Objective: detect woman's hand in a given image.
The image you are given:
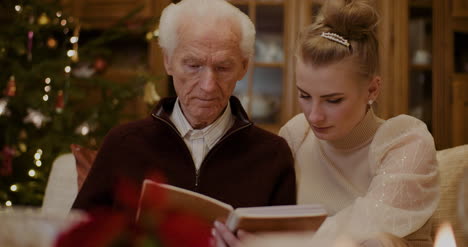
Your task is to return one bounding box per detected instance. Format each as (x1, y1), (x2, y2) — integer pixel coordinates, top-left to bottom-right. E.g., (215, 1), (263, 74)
(212, 221), (251, 247)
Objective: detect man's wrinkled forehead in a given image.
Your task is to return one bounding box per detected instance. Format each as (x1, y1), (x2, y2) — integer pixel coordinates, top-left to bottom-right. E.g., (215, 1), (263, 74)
(177, 16), (241, 45)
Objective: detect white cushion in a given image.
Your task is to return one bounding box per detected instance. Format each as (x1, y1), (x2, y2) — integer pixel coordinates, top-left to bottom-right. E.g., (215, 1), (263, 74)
(432, 144), (468, 246)
(42, 153), (78, 216)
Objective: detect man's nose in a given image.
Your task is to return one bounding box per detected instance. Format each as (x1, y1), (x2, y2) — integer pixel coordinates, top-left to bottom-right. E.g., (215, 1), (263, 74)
(200, 68), (217, 93)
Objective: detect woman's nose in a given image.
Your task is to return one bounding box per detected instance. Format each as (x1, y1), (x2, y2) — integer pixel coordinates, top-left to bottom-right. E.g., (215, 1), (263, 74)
(308, 104), (326, 124)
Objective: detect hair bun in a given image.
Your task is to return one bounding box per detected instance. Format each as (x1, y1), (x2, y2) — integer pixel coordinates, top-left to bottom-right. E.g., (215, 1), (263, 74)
(320, 0), (379, 40)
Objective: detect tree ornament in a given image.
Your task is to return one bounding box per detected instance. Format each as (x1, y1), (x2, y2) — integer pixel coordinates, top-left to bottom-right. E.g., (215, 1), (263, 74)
(75, 121), (97, 136)
(0, 98), (10, 116)
(72, 63), (95, 78)
(93, 57), (107, 73)
(37, 13), (50, 25)
(0, 146), (15, 176)
(18, 143), (27, 153)
(55, 90), (64, 113)
(143, 81), (161, 105)
(4, 76), (16, 97)
(19, 129), (27, 140)
(27, 31), (34, 61)
(23, 108), (50, 128)
(47, 37), (58, 48)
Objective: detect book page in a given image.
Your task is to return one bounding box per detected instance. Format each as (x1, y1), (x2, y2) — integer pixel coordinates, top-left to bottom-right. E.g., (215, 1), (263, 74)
(226, 204), (327, 233)
(139, 180), (234, 222)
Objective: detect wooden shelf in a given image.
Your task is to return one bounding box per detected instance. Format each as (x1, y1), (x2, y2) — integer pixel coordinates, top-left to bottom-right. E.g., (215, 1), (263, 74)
(409, 0), (432, 9)
(255, 1), (284, 6)
(410, 64), (432, 71)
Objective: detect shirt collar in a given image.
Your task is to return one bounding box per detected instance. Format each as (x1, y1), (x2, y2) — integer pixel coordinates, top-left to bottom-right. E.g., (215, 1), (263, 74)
(170, 98), (234, 149)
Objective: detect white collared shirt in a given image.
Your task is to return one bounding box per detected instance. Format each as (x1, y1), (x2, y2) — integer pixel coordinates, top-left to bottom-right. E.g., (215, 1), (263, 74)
(170, 98), (234, 171)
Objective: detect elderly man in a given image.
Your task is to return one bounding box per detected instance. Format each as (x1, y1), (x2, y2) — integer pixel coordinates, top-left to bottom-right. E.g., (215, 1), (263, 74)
(73, 0), (295, 213)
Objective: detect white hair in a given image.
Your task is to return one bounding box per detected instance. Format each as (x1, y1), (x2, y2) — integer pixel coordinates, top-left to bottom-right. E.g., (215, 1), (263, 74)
(158, 0), (255, 59)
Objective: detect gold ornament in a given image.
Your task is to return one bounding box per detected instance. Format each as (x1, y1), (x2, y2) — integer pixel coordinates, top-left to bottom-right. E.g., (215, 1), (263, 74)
(143, 81), (161, 105)
(18, 143), (27, 153)
(145, 31), (153, 41)
(38, 13), (50, 25)
(47, 37), (57, 48)
(19, 130), (27, 139)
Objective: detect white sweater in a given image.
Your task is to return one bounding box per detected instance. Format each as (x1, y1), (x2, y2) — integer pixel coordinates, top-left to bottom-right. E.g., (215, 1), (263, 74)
(278, 110), (440, 247)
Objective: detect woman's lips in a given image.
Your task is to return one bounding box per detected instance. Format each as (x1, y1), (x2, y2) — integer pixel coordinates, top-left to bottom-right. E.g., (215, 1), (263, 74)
(312, 126), (332, 133)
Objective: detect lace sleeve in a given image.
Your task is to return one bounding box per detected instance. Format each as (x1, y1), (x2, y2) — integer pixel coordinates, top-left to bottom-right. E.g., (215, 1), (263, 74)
(312, 115), (440, 245)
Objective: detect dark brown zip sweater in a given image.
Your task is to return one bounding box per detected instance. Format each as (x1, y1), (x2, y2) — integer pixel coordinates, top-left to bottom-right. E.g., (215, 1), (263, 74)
(73, 96), (296, 211)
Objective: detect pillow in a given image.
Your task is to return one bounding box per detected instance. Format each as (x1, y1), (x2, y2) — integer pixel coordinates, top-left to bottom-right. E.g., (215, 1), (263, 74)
(70, 144), (97, 190)
(432, 144), (468, 246)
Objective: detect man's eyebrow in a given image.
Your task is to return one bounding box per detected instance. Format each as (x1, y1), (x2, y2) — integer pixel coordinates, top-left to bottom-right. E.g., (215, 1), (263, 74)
(216, 60), (235, 66)
(182, 56), (203, 63)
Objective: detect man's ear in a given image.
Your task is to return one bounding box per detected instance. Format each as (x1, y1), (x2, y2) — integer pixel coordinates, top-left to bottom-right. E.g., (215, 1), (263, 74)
(238, 58), (250, 80)
(368, 76), (382, 102)
(163, 51), (173, 76)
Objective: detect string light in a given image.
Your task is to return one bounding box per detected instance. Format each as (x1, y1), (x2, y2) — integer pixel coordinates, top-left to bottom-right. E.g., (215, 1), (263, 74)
(43, 94), (49, 101)
(60, 19), (67, 26)
(81, 125), (90, 136)
(44, 85), (51, 92)
(56, 11), (62, 18)
(34, 149), (43, 167)
(70, 36), (79, 44)
(5, 201), (12, 207)
(67, 50), (76, 57)
(28, 169), (36, 177)
(45, 77), (51, 84)
(10, 185), (17, 192)
(64, 66), (71, 73)
(14, 5), (22, 12)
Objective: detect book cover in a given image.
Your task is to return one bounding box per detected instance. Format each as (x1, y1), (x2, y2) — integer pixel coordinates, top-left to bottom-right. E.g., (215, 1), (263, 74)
(138, 180), (327, 233)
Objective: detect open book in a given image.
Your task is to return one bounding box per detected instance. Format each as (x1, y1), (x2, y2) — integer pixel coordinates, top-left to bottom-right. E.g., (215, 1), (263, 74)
(138, 179), (327, 233)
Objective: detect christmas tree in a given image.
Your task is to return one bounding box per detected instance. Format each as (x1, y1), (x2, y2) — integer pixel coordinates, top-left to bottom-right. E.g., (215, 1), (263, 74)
(0, 0), (160, 206)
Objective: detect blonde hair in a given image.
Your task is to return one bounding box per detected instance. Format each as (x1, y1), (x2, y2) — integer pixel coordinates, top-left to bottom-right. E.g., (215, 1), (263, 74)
(296, 0), (379, 79)
(158, 0), (255, 59)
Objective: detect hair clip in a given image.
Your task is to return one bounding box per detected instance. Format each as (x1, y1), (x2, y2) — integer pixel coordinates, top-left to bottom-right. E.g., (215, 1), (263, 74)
(320, 32), (350, 48)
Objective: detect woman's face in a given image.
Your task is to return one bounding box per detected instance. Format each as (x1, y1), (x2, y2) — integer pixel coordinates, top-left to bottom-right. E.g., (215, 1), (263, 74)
(295, 58), (378, 141)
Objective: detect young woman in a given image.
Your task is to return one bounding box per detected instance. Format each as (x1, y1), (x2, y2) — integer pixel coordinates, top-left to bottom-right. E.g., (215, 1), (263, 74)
(214, 0), (439, 246)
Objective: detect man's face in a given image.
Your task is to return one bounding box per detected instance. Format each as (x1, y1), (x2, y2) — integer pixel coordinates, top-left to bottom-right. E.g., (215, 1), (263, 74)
(164, 22), (248, 129)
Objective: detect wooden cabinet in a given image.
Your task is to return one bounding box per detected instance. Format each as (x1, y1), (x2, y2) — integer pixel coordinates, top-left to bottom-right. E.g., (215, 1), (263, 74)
(227, 0), (332, 133)
(378, 0), (468, 148)
(453, 0), (468, 17)
(227, 0), (289, 133)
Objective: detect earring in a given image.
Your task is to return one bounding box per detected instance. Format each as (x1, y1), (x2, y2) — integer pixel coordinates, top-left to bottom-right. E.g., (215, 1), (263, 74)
(368, 100), (373, 105)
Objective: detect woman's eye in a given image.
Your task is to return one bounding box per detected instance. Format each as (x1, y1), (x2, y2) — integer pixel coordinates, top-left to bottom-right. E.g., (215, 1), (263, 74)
(299, 94), (310, 99)
(327, 98), (343, 104)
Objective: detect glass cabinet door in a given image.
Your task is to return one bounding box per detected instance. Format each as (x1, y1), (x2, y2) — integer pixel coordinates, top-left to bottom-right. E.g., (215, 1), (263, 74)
(230, 0), (285, 130)
(408, 0), (433, 130)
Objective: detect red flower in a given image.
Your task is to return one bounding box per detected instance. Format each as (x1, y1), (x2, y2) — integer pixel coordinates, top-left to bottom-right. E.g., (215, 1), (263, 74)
(56, 173), (211, 247)
(55, 208), (129, 247)
(159, 211), (212, 247)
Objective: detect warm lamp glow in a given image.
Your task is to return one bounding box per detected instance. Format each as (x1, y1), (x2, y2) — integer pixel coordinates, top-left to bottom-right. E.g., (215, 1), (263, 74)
(434, 222), (457, 247)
